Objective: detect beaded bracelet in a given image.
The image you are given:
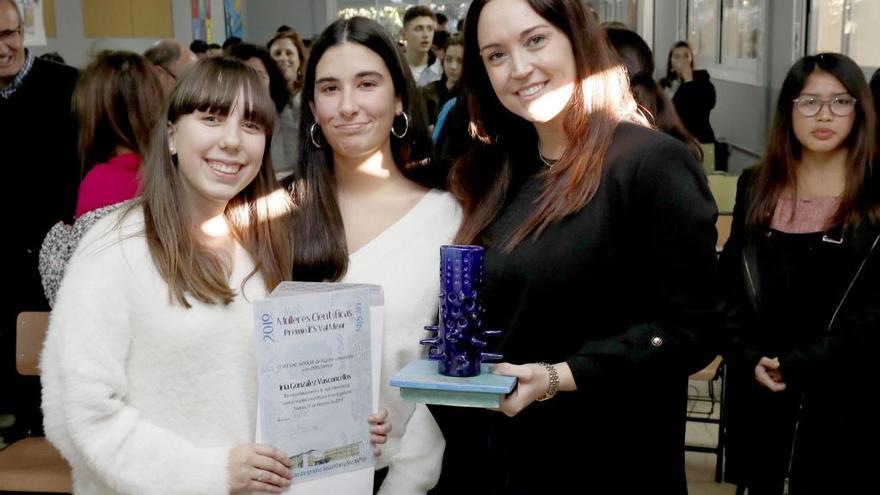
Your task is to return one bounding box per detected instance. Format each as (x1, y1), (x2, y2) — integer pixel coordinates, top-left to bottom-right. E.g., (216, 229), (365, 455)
(536, 362), (559, 401)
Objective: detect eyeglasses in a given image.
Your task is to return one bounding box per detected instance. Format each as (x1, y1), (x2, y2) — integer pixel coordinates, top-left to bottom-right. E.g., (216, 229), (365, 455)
(0, 25), (22, 44)
(792, 95), (857, 117)
(158, 65), (178, 80)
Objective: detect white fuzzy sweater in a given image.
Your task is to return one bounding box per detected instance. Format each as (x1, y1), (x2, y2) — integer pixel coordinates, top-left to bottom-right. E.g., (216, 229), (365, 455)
(341, 190), (461, 495)
(41, 207), (265, 494)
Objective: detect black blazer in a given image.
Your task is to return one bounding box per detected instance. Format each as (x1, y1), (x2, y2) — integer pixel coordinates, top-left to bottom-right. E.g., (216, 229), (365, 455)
(720, 167), (880, 491)
(432, 123), (722, 495)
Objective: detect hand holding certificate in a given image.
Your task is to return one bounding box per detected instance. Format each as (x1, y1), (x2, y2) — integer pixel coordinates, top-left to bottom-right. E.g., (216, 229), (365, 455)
(253, 282), (385, 494)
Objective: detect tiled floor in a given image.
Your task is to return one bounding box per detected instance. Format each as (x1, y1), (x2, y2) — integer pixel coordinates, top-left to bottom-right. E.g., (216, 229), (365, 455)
(685, 377), (739, 495)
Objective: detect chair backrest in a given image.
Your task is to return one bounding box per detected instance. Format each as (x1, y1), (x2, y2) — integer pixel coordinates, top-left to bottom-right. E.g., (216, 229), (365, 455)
(701, 143), (716, 174)
(708, 172), (738, 214)
(716, 213), (733, 253)
(16, 311), (50, 376)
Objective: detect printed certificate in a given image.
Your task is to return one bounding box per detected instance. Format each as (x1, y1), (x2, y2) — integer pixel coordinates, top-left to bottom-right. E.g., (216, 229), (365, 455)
(253, 282), (384, 491)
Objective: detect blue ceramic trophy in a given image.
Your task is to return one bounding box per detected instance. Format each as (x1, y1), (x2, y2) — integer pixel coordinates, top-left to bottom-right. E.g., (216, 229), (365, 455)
(421, 245), (502, 377)
(389, 245), (516, 407)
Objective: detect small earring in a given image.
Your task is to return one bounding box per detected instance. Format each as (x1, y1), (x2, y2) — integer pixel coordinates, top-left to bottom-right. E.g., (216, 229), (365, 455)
(169, 146), (176, 154)
(391, 112), (410, 139)
(309, 123), (323, 149)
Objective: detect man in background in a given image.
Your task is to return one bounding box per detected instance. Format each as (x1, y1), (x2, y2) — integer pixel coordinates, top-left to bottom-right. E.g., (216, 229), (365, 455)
(401, 5), (442, 88)
(144, 39), (197, 95)
(0, 0), (79, 443)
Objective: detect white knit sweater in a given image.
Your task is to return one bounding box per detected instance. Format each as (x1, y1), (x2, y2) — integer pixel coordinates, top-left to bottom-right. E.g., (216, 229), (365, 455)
(41, 207), (265, 494)
(341, 189), (462, 495)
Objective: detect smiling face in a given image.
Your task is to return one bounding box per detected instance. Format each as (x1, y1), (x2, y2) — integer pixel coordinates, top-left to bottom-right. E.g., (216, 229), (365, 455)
(310, 42), (402, 165)
(269, 37), (301, 86)
(792, 70), (856, 155)
(168, 93), (266, 216)
(476, 0), (577, 126)
(0, 0), (25, 86)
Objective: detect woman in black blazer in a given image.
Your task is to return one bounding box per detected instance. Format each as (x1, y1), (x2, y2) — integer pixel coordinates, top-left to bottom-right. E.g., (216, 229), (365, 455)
(430, 1), (722, 493)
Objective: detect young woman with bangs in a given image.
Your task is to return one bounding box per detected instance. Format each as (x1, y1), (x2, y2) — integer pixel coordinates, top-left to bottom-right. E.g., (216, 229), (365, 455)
(430, 1), (721, 493)
(721, 53), (879, 495)
(40, 57), (389, 495)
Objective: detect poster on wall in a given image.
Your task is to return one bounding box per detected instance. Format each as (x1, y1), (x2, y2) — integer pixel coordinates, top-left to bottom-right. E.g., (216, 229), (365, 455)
(224, 0), (243, 39)
(15, 0), (46, 46)
(191, 0), (214, 43)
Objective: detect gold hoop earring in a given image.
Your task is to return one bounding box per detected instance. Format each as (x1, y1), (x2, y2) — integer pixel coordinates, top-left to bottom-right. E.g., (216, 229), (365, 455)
(309, 123), (323, 149)
(391, 112), (410, 139)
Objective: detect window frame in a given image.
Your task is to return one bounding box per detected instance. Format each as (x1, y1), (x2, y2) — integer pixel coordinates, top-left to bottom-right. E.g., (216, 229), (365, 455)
(806, 0), (880, 74)
(681, 0), (769, 87)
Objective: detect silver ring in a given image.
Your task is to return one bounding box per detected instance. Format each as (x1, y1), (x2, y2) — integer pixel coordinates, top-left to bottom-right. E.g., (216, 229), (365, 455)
(257, 471), (265, 482)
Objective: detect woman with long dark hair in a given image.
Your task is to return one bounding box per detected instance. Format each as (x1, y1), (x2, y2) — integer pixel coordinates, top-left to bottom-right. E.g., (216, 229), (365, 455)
(431, 1), (720, 493)
(660, 40), (716, 145)
(605, 27), (703, 162)
(289, 16), (457, 494)
(721, 53), (879, 495)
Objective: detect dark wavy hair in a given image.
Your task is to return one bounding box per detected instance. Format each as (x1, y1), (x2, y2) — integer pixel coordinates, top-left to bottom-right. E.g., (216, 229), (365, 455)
(747, 53), (879, 232)
(451, 0), (647, 249)
(288, 16), (440, 282)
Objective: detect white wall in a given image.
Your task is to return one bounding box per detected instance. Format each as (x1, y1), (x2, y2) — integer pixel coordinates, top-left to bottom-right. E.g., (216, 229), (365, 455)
(243, 0), (333, 45)
(28, 0), (226, 69)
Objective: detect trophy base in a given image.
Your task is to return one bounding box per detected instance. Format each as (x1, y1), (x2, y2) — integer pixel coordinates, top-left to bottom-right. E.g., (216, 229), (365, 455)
(390, 359), (517, 408)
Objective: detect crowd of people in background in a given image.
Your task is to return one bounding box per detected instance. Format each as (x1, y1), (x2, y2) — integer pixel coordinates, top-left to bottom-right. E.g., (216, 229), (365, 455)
(2, 0), (879, 493)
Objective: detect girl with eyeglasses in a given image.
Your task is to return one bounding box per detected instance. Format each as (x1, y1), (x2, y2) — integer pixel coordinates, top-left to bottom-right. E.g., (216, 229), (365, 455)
(721, 53), (879, 494)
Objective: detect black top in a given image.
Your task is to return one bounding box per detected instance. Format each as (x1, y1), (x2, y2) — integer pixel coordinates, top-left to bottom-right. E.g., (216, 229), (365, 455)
(420, 79), (457, 126)
(4, 58), (79, 321)
(671, 70), (716, 144)
(431, 123), (721, 494)
(720, 168), (880, 492)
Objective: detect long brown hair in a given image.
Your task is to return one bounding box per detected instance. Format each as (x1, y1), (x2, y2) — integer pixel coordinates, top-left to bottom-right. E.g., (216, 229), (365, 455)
(746, 53), (879, 232)
(287, 16), (439, 282)
(73, 51), (163, 176)
(135, 57), (294, 307)
(452, 0), (647, 249)
(268, 29), (308, 95)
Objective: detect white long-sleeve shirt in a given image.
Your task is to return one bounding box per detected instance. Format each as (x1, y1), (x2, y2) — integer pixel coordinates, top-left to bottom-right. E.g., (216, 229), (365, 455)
(41, 207), (265, 494)
(342, 189), (461, 495)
